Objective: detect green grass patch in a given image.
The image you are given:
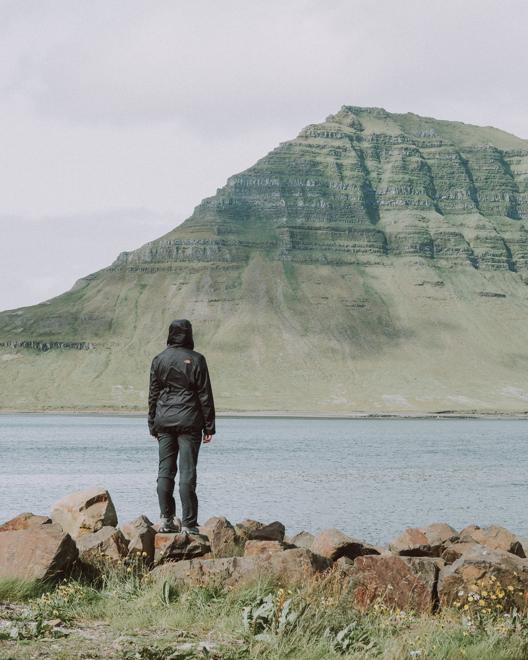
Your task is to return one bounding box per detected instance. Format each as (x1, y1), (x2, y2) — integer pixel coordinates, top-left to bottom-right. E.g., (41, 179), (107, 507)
(3, 566), (528, 658)
(0, 578), (46, 602)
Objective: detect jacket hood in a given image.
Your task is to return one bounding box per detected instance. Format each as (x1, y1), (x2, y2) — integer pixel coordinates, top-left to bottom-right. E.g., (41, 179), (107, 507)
(167, 319), (194, 349)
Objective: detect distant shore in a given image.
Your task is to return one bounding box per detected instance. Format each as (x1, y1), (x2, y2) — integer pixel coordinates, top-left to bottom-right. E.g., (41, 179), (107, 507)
(1, 408), (528, 420)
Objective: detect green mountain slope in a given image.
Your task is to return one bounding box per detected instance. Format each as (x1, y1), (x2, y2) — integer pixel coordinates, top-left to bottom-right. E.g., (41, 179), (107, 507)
(2, 106), (528, 414)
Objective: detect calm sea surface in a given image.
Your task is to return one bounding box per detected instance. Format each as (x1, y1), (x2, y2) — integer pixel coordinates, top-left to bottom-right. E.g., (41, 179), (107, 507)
(1, 415), (527, 545)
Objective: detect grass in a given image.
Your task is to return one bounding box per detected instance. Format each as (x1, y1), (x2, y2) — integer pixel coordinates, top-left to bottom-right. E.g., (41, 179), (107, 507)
(0, 578), (45, 602)
(2, 564), (528, 658)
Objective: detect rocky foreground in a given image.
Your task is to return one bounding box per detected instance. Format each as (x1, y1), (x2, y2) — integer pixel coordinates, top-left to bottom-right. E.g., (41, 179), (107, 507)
(2, 486), (528, 618)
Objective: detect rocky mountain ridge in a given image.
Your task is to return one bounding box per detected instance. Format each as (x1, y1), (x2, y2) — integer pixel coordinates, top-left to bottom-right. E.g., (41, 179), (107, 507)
(114, 106), (528, 271)
(1, 106), (528, 414)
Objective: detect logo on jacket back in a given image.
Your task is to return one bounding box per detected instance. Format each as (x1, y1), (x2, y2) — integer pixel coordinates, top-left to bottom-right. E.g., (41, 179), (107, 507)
(184, 359), (192, 364)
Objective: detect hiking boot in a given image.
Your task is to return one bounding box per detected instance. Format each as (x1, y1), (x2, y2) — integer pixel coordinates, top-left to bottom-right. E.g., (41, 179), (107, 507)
(182, 525), (200, 535)
(159, 517), (181, 533)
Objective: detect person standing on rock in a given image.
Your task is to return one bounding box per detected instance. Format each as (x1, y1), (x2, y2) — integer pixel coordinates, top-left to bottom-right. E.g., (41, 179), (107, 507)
(148, 319), (215, 534)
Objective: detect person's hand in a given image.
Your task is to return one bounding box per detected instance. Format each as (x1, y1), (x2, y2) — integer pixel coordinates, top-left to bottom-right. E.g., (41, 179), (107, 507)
(203, 433), (213, 444)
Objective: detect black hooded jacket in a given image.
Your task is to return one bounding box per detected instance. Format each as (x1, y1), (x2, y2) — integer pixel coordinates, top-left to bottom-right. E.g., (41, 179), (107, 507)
(148, 319), (216, 436)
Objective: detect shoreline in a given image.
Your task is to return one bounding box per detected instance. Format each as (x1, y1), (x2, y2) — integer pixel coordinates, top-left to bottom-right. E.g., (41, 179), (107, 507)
(1, 408), (528, 420)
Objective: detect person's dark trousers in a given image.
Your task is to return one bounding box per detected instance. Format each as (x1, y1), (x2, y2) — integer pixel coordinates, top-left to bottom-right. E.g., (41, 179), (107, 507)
(157, 430), (202, 527)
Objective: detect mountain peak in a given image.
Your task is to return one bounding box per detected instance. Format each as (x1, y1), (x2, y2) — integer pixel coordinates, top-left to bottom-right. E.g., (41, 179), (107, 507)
(1, 107), (528, 414)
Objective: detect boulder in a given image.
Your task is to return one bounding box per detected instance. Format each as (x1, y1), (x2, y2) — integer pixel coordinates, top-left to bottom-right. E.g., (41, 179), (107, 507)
(200, 516), (240, 557)
(424, 523), (459, 548)
(0, 514), (78, 582)
(335, 556), (355, 572)
(441, 542), (478, 564)
(151, 556), (260, 588)
(438, 544), (528, 611)
(51, 488), (117, 539)
(127, 533), (155, 565)
(151, 547), (328, 588)
(120, 515), (154, 542)
(311, 528), (379, 562)
(121, 515), (156, 565)
(518, 537), (528, 558)
(234, 519), (264, 541)
(289, 531), (315, 550)
(268, 547), (330, 583)
(76, 526), (128, 562)
(459, 524), (480, 539)
(121, 516), (156, 566)
(247, 521), (285, 542)
(154, 532), (210, 565)
(389, 523), (459, 557)
(459, 525), (525, 558)
(389, 528), (430, 556)
(244, 540), (289, 560)
(0, 512), (51, 531)
(348, 555), (441, 614)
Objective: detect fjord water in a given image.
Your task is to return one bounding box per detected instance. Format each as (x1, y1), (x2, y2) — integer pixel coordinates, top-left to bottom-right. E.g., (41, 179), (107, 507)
(1, 414), (527, 545)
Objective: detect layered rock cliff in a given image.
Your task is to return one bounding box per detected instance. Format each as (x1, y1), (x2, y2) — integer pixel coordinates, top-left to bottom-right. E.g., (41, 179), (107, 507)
(1, 106), (528, 413)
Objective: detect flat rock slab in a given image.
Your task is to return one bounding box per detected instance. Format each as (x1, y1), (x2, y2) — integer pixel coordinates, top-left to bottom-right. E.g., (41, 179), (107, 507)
(51, 488), (117, 539)
(438, 544), (528, 611)
(151, 547), (328, 587)
(311, 528), (379, 561)
(0, 515), (78, 582)
(151, 556), (254, 588)
(154, 532), (210, 565)
(348, 554), (441, 614)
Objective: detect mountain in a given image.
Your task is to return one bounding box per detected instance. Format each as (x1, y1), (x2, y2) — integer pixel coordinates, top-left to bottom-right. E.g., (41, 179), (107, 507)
(2, 106), (528, 414)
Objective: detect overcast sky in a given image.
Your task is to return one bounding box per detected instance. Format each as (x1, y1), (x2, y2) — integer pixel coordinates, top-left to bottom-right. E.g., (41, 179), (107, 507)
(1, 0), (527, 310)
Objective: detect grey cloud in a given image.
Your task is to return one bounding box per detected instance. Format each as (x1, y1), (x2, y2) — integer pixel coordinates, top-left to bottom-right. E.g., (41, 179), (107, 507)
(0, 209), (179, 311)
(1, 0), (527, 310)
(1, 0), (526, 136)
